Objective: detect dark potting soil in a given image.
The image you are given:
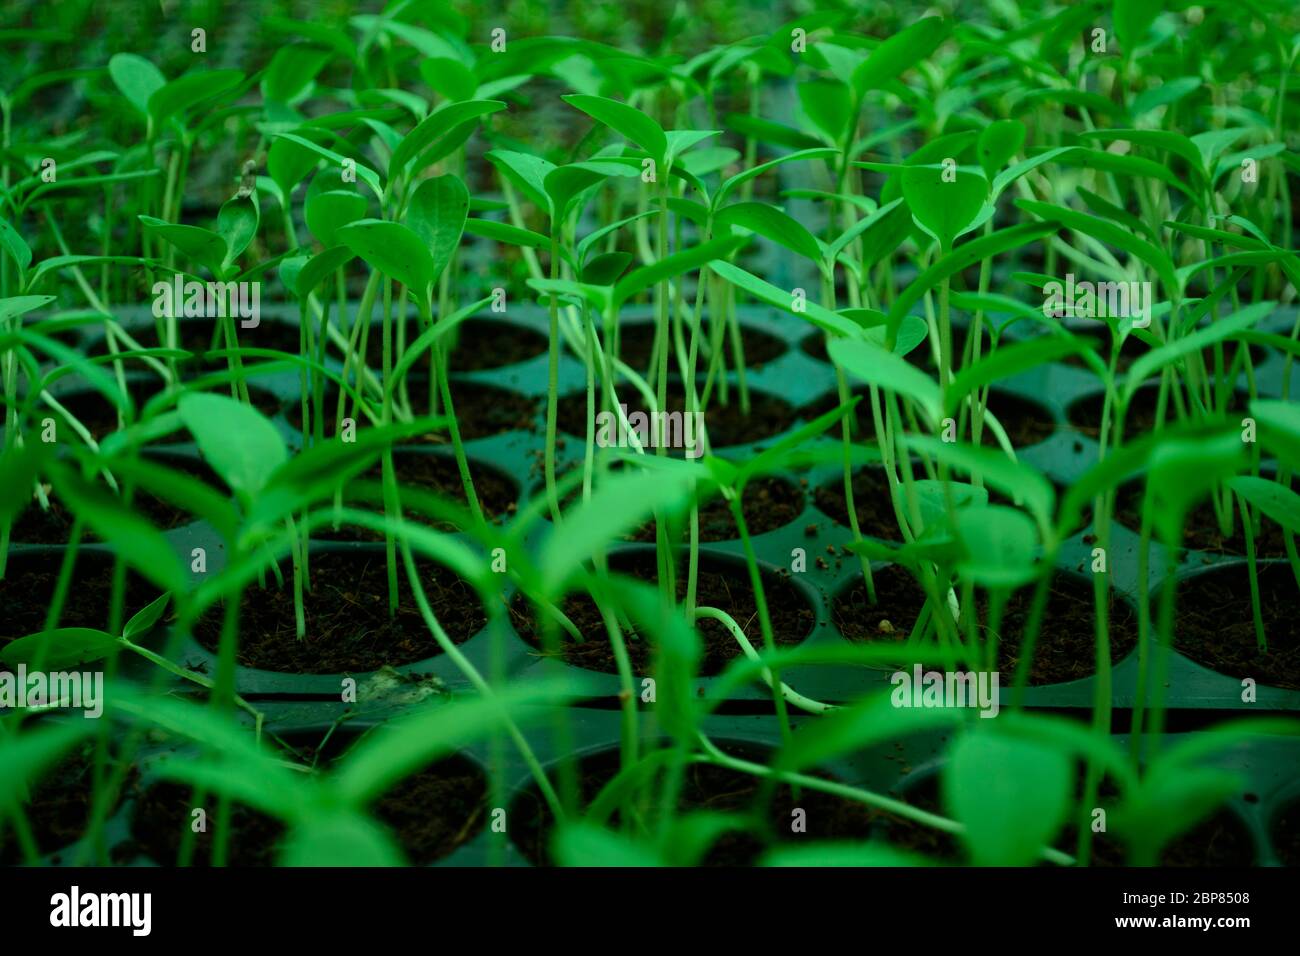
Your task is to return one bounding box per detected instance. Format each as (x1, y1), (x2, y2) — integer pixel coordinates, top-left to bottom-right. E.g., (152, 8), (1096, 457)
(123, 780), (285, 866)
(1174, 562), (1300, 689)
(814, 468), (903, 541)
(284, 378), (540, 442)
(1111, 479), (1290, 557)
(8, 455), (223, 545)
(1271, 799), (1300, 866)
(978, 390), (1056, 449)
(0, 740), (135, 864)
(192, 550), (487, 673)
(509, 550), (814, 677)
(51, 380), (282, 441)
(798, 386), (878, 441)
(0, 551), (155, 645)
(511, 743), (876, 866)
(124, 739), (486, 866)
(365, 752), (488, 864)
(365, 318), (548, 372)
(833, 568), (1138, 685)
(616, 322), (788, 372)
(1068, 385), (1248, 439)
(176, 318), (304, 360)
(555, 386), (796, 450)
(626, 476), (804, 543)
(313, 451), (518, 541)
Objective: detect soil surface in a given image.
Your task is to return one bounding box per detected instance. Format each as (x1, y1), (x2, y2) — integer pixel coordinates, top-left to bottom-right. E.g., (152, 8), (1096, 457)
(511, 743), (876, 866)
(814, 468), (903, 540)
(509, 550), (814, 677)
(192, 550), (486, 673)
(366, 318), (548, 372)
(285, 378), (540, 442)
(556, 385), (796, 450)
(124, 780), (285, 866)
(0, 551), (155, 644)
(833, 567), (1138, 685)
(1069, 385), (1247, 438)
(625, 476), (804, 543)
(1112, 479), (1290, 556)
(617, 323), (787, 373)
(313, 451), (518, 540)
(50, 380), (281, 440)
(124, 738), (486, 866)
(0, 740), (135, 864)
(977, 390), (1056, 449)
(1174, 562), (1300, 689)
(9, 455), (223, 545)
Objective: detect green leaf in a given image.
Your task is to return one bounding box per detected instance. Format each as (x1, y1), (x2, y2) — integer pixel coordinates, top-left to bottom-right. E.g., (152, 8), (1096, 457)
(709, 260), (858, 338)
(0, 627), (120, 668)
(851, 16), (950, 97)
(147, 70), (243, 128)
(905, 436), (1056, 533)
(338, 218), (437, 302)
(538, 469), (695, 594)
(544, 160), (637, 223)
(1016, 199), (1179, 300)
(304, 190), (366, 248)
(289, 245), (355, 299)
(977, 120), (1025, 179)
(1123, 302), (1272, 404)
(485, 149), (557, 217)
(828, 336), (942, 427)
(1229, 476), (1300, 533)
(776, 690), (962, 774)
(1112, 0), (1160, 52)
(954, 505), (1041, 589)
(406, 174), (469, 288)
(715, 201), (823, 263)
(883, 221), (1055, 343)
(797, 80), (852, 144)
(613, 235), (747, 307)
(138, 216), (227, 277)
(281, 812), (404, 866)
(389, 99), (506, 179)
(581, 251), (633, 285)
(552, 822), (662, 867)
(108, 53), (165, 118)
(46, 465), (185, 593)
(715, 147), (836, 209)
(562, 93), (668, 167)
(901, 164), (988, 250)
(0, 217), (32, 274)
(272, 132), (382, 199)
(123, 592), (172, 641)
(946, 729), (1071, 866)
(178, 391), (287, 500)
(1251, 399), (1300, 472)
(464, 217), (550, 250)
(268, 133), (325, 200)
(263, 44), (333, 103)
(216, 190), (259, 273)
